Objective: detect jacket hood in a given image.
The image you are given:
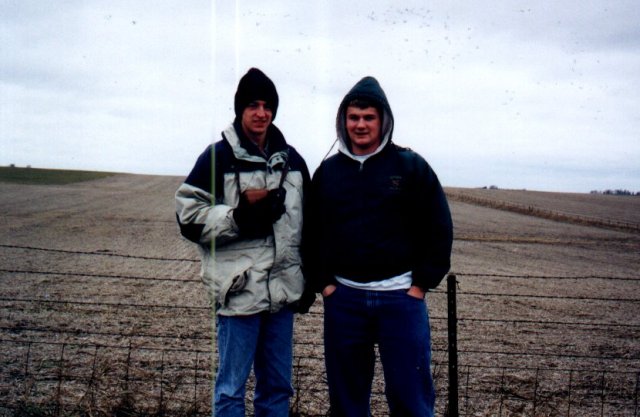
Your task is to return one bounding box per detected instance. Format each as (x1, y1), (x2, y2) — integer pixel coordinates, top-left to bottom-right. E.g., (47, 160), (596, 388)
(336, 76), (394, 158)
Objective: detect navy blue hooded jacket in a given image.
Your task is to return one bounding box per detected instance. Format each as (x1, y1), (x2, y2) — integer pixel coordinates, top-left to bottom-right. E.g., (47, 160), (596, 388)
(305, 76), (453, 292)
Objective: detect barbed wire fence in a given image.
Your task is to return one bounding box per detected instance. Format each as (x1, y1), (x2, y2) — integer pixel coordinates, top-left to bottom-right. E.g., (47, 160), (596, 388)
(1, 244), (639, 416)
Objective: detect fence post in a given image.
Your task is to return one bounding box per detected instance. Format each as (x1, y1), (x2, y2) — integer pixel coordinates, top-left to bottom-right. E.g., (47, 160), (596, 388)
(634, 371), (639, 417)
(600, 371), (606, 417)
(567, 370), (573, 417)
(23, 342), (32, 400)
(447, 274), (459, 417)
(56, 343), (66, 417)
(194, 351), (199, 413)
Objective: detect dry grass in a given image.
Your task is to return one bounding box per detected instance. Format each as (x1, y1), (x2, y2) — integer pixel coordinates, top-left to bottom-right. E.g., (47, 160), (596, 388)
(0, 166), (116, 185)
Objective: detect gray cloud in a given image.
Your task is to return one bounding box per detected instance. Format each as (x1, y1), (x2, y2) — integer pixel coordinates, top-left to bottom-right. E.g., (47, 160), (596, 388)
(1, 0), (639, 192)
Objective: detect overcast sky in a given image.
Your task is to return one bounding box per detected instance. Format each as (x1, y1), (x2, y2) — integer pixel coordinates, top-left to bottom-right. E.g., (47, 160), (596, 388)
(2, 1), (639, 193)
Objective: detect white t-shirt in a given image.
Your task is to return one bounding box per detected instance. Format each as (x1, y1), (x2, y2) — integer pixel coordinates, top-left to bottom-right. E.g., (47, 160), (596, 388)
(336, 271), (412, 291)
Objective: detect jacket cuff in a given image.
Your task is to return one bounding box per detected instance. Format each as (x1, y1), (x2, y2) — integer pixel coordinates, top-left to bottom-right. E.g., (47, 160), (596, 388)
(412, 267), (448, 291)
(314, 272), (337, 293)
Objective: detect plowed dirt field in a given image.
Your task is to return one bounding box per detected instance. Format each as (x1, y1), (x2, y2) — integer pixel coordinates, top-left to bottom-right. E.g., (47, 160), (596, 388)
(1, 174), (638, 416)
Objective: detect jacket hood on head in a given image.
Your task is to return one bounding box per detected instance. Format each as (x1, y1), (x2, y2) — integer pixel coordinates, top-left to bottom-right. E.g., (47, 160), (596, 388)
(336, 76), (394, 157)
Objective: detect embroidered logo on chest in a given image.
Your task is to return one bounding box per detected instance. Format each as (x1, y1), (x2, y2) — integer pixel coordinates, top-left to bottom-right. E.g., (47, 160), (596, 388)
(389, 175), (403, 191)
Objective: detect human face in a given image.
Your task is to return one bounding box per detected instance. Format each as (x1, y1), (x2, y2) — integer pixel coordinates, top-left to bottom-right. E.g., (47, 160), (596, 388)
(345, 106), (382, 156)
(241, 100), (273, 143)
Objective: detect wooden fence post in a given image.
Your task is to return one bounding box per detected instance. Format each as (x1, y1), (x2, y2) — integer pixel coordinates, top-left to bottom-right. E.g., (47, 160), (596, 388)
(447, 274), (459, 417)
(634, 371), (639, 417)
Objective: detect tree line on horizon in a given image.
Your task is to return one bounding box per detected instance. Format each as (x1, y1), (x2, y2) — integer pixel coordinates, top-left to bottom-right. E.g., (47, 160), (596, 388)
(590, 189), (640, 196)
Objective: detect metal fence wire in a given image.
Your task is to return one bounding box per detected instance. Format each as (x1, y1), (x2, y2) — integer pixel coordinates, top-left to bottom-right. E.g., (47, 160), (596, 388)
(1, 246), (639, 416)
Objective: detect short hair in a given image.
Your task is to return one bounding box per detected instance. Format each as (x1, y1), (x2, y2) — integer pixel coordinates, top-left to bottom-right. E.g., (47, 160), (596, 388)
(347, 98), (383, 119)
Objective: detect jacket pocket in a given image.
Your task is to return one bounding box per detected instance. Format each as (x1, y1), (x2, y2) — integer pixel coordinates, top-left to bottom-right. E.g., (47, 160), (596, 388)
(218, 268), (250, 306)
(229, 270), (248, 293)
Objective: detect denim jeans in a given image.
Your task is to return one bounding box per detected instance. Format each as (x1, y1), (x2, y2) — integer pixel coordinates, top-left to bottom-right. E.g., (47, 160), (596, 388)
(323, 284), (435, 417)
(214, 307), (294, 417)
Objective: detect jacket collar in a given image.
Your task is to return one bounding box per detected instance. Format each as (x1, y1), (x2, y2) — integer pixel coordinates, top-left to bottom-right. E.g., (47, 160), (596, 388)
(223, 120), (288, 163)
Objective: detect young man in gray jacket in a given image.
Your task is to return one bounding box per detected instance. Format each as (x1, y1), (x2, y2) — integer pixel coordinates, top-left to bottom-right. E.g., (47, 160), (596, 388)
(176, 68), (312, 417)
(306, 76), (453, 417)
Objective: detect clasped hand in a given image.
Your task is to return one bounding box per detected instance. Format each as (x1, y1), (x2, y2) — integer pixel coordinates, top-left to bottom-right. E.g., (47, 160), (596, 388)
(233, 188), (286, 237)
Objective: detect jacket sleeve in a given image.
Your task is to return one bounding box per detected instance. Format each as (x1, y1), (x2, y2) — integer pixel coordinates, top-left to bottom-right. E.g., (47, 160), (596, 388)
(410, 155), (453, 290)
(302, 164), (338, 293)
(175, 145), (240, 246)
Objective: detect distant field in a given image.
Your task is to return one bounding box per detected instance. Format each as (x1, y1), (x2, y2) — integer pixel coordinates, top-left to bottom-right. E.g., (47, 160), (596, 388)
(0, 166), (115, 185)
(446, 186), (640, 232)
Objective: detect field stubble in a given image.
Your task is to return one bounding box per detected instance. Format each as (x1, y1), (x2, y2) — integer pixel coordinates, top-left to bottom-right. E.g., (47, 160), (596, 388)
(0, 175), (639, 416)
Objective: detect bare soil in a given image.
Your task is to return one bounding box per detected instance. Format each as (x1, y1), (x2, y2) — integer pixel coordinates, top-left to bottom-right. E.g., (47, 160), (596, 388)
(0, 175), (638, 416)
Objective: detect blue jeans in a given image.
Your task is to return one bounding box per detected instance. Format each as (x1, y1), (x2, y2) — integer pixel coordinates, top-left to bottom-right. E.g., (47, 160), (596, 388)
(214, 308), (294, 417)
(323, 284), (435, 417)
